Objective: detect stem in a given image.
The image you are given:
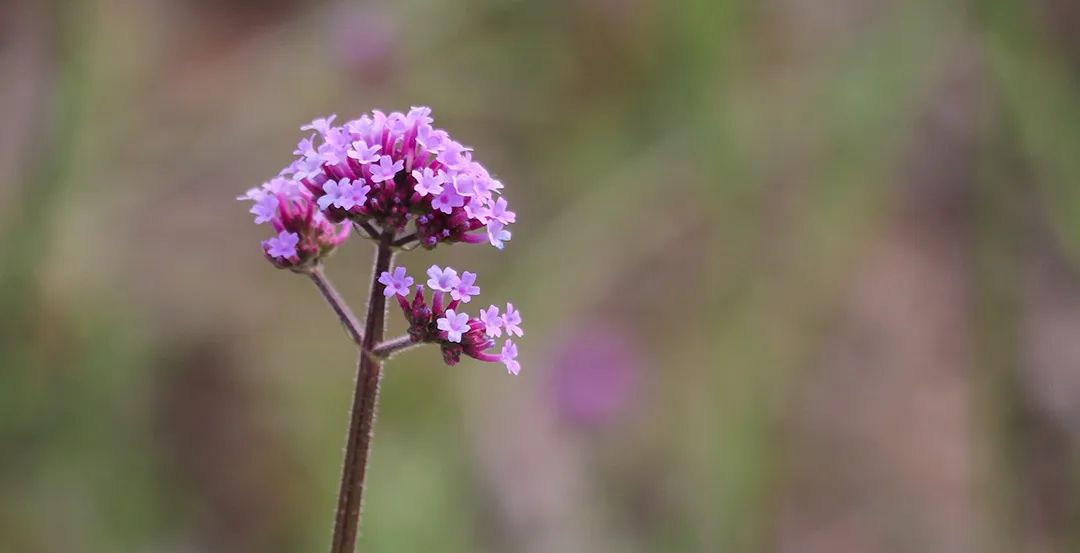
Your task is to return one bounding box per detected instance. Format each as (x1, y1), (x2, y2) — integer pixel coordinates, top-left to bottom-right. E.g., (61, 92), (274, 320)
(330, 232), (395, 553)
(391, 232), (417, 248)
(356, 221), (380, 240)
(371, 335), (422, 359)
(308, 267), (364, 346)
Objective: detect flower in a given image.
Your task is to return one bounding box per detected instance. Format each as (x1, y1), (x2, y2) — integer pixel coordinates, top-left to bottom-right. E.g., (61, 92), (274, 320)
(250, 194), (279, 224)
(411, 167), (445, 196)
(426, 265), (460, 292)
(431, 187), (465, 214)
(378, 267), (414, 297)
(437, 309), (470, 343)
(450, 271), (479, 303)
(502, 303), (523, 337)
(480, 305), (502, 337)
(319, 178), (371, 211)
(264, 231), (300, 259)
(369, 155), (404, 184)
(500, 340), (520, 375)
(252, 107), (517, 250)
(301, 114), (337, 135)
(489, 197), (516, 225)
(347, 140), (382, 164)
(487, 221), (512, 250)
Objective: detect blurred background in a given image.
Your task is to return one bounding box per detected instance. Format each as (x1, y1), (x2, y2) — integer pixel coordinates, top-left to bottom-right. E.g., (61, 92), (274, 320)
(3, 0), (1080, 552)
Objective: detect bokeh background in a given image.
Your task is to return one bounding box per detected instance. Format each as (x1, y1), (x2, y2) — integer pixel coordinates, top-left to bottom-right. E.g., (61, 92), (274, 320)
(3, 0), (1080, 552)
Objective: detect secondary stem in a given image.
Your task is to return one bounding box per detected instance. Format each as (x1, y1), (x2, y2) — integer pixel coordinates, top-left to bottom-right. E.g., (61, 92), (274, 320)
(308, 267), (364, 346)
(330, 232), (395, 553)
(371, 335), (422, 359)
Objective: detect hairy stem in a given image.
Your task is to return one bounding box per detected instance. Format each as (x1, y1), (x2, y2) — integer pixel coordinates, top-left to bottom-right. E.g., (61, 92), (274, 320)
(371, 335), (423, 359)
(308, 267), (363, 346)
(330, 232), (395, 553)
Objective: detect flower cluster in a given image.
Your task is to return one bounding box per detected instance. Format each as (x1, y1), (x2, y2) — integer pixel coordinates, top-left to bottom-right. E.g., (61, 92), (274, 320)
(379, 264), (523, 374)
(237, 177), (351, 270)
(262, 107), (515, 251)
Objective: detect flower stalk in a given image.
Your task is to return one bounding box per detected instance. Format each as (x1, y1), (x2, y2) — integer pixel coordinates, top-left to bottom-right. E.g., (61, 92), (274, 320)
(330, 232), (394, 553)
(240, 107), (525, 552)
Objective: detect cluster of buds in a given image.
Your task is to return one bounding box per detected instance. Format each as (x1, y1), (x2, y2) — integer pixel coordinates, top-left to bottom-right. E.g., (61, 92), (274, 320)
(379, 264), (523, 374)
(275, 106), (514, 250)
(237, 177), (351, 271)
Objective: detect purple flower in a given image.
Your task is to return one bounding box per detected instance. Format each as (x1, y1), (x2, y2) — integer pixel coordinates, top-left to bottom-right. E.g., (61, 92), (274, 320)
(431, 187), (465, 214)
(411, 167), (445, 196)
(416, 126), (449, 153)
(301, 114), (337, 135)
(318, 142), (348, 166)
(291, 155), (325, 181)
(378, 267), (414, 297)
(369, 155), (404, 183)
(319, 179), (370, 211)
(464, 202), (490, 224)
(480, 305), (502, 337)
(250, 194), (278, 224)
(502, 303), (523, 337)
(452, 173), (477, 197)
(437, 309), (470, 343)
(549, 323), (639, 427)
(426, 265), (460, 292)
(487, 221), (512, 250)
(501, 340), (520, 375)
(263, 231), (300, 259)
(489, 197), (516, 225)
(249, 108), (517, 251)
(294, 135), (317, 157)
(437, 140), (472, 168)
(347, 139), (381, 164)
(407, 106), (434, 128)
(450, 271), (480, 303)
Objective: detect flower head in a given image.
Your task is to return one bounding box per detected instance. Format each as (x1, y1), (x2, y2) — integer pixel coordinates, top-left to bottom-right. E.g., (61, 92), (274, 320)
(378, 267), (414, 297)
(250, 107), (517, 250)
(238, 176), (351, 271)
(391, 265), (522, 373)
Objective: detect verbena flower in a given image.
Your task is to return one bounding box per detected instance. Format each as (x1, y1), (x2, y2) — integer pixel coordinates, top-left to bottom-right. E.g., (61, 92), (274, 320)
(260, 107), (515, 250)
(390, 264), (524, 374)
(238, 178), (350, 271)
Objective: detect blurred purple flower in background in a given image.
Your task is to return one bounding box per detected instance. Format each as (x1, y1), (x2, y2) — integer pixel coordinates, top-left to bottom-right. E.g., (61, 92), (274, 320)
(329, 4), (398, 83)
(549, 322), (640, 428)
